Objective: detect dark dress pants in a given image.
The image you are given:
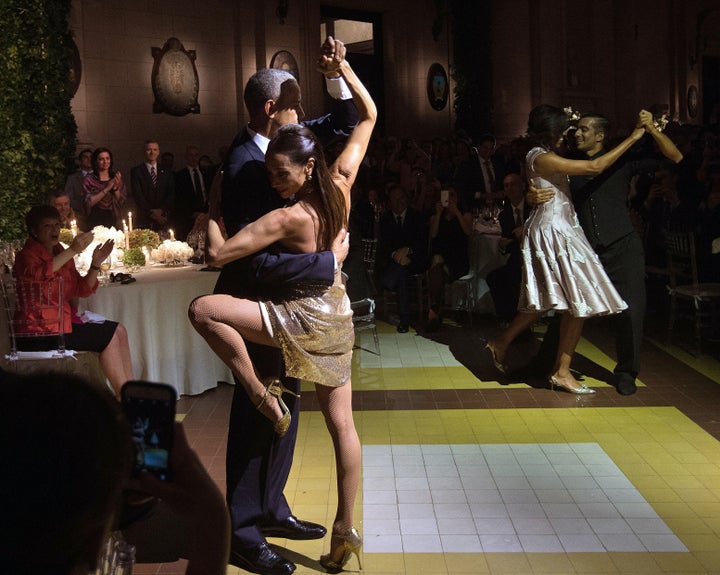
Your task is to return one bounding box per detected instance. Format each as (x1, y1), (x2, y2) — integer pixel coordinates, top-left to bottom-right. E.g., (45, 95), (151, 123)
(381, 261), (412, 323)
(226, 341), (300, 547)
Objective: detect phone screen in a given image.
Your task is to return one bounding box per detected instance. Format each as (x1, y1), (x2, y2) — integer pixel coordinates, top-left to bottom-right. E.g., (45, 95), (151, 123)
(121, 381), (177, 481)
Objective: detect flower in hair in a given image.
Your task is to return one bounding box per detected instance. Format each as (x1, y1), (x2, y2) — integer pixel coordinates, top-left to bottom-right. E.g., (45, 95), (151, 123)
(563, 106), (581, 123)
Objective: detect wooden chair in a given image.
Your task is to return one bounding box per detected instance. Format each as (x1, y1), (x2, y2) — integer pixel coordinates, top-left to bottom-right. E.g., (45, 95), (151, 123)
(664, 231), (720, 355)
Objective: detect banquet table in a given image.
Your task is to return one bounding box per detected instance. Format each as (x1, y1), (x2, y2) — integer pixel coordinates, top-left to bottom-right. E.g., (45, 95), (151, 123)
(467, 226), (509, 313)
(79, 264), (233, 396)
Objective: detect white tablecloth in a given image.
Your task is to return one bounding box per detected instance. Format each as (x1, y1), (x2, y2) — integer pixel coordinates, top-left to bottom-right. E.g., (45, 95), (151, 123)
(79, 264), (233, 396)
(469, 232), (509, 312)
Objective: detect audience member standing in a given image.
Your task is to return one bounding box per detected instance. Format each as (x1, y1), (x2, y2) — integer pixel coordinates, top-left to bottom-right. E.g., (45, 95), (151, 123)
(174, 145), (209, 241)
(64, 147), (93, 230)
(130, 140), (175, 233)
(83, 147), (126, 229)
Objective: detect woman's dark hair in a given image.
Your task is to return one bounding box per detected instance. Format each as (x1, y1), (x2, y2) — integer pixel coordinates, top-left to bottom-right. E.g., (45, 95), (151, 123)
(267, 124), (347, 250)
(527, 104), (570, 149)
(25, 205), (60, 236)
(91, 147), (116, 178)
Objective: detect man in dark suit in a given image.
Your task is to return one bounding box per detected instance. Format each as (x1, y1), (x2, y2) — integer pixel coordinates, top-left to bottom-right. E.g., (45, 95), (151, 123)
(130, 139), (174, 232)
(216, 37), (358, 575)
(377, 183), (430, 332)
(173, 145), (209, 241)
(529, 112), (683, 395)
(486, 173), (532, 323)
(476, 133), (505, 198)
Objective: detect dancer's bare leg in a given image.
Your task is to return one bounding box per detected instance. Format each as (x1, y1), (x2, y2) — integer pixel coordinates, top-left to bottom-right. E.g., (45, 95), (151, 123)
(189, 294), (283, 422)
(488, 310), (543, 364)
(315, 381), (360, 534)
(550, 314), (585, 391)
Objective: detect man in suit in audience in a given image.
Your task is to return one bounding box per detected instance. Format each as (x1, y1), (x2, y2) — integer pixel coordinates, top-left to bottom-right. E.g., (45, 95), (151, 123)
(63, 147), (93, 231)
(486, 173), (531, 323)
(173, 145), (209, 241)
(529, 112), (683, 395)
(130, 140), (175, 232)
(215, 37), (358, 575)
(377, 183), (430, 333)
(475, 133), (505, 199)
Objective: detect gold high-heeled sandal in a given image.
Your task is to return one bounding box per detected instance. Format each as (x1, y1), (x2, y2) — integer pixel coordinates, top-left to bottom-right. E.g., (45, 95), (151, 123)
(549, 375), (596, 395)
(256, 378), (300, 437)
(319, 527), (362, 573)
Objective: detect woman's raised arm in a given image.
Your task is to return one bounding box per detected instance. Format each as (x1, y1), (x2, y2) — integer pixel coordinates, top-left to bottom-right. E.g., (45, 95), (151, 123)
(323, 57), (377, 198)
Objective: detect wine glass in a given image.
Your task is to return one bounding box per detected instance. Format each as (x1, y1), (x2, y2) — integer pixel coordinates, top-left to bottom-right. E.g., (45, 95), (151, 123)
(99, 255), (112, 286)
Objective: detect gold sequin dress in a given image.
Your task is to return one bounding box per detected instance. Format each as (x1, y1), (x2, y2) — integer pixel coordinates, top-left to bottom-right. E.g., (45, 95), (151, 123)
(260, 270), (354, 386)
(519, 147), (627, 317)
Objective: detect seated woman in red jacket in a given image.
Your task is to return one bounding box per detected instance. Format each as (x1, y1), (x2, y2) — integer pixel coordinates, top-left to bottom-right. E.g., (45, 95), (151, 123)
(13, 205), (134, 397)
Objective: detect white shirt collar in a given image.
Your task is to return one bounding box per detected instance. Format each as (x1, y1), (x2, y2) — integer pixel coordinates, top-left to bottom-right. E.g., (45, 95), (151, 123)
(247, 125), (270, 155)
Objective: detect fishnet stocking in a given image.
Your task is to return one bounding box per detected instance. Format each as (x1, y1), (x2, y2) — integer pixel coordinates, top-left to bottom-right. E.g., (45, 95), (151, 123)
(315, 382), (361, 533)
(188, 294), (282, 420)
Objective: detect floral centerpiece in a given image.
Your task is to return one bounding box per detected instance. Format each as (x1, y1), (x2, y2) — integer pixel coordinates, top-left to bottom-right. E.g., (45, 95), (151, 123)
(71, 225), (127, 272)
(126, 228), (161, 250)
(151, 239), (194, 266)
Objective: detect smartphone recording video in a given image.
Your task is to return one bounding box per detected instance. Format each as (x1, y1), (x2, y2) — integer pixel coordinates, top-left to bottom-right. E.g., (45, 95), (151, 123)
(121, 381), (177, 481)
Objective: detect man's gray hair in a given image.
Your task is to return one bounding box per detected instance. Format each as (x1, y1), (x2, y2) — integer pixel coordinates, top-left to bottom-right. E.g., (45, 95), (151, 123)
(244, 68), (296, 117)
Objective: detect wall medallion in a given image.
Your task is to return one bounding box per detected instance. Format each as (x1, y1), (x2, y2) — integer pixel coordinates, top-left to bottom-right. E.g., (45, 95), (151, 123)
(426, 63), (448, 111)
(151, 37), (200, 115)
(270, 50), (300, 81)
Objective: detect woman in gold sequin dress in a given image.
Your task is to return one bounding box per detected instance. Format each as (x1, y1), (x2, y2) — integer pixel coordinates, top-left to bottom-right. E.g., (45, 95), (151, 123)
(189, 54), (375, 571)
(487, 105), (652, 394)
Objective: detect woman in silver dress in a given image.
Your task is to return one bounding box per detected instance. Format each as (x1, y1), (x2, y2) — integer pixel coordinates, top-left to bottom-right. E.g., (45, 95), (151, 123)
(487, 104), (651, 394)
(189, 55), (375, 572)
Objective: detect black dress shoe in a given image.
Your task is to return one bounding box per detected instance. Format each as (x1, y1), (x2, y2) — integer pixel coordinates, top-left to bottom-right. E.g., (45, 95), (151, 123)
(229, 542), (295, 575)
(616, 374), (637, 396)
(396, 322), (409, 333)
(259, 515), (327, 540)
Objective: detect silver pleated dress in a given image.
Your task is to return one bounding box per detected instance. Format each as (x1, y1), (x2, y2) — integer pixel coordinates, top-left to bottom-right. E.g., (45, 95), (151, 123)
(518, 147), (627, 317)
(260, 270), (354, 386)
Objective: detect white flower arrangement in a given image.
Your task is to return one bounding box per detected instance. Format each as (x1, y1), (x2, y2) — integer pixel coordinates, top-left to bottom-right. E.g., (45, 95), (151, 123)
(151, 239), (194, 266)
(71, 225), (128, 271)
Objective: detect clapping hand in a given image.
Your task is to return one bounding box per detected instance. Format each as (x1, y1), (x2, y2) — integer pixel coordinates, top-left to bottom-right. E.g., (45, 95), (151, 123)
(70, 231), (94, 254)
(91, 239), (114, 267)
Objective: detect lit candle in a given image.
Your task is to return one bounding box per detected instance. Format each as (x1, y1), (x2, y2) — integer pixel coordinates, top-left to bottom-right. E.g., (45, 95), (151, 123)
(70, 220), (77, 237)
(169, 229), (175, 241)
(128, 212), (133, 232)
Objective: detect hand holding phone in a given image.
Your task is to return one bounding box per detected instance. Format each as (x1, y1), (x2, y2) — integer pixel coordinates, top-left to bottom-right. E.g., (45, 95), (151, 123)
(121, 381), (177, 481)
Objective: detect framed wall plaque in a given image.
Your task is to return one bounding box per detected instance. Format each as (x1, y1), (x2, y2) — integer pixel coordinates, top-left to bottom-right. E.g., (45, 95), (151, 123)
(68, 38), (81, 97)
(426, 62), (448, 111)
(151, 37), (200, 115)
(270, 50), (300, 81)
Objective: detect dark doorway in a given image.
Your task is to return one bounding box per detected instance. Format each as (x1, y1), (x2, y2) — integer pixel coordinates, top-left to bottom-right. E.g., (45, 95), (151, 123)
(321, 6), (385, 134)
(702, 56), (720, 127)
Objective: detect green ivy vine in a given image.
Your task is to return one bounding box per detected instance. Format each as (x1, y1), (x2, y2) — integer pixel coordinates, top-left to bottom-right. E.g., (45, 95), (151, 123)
(0, 0), (77, 240)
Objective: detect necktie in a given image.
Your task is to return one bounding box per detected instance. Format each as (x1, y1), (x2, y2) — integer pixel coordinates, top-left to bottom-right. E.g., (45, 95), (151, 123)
(396, 214), (402, 229)
(150, 166), (158, 188)
(192, 168), (204, 200)
(514, 207), (522, 227)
